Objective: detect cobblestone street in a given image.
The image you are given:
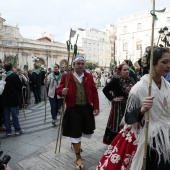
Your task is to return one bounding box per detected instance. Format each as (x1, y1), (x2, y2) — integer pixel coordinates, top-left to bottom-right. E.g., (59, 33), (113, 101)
(0, 88), (110, 170)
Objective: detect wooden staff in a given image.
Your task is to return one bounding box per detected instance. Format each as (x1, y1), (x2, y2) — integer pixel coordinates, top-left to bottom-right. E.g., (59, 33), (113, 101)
(142, 1), (155, 169)
(55, 28), (73, 153)
(21, 86), (26, 119)
(44, 49), (49, 123)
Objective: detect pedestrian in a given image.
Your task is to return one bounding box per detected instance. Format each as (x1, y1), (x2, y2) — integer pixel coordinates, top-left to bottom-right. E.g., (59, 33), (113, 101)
(1, 63), (24, 136)
(40, 65), (46, 101)
(57, 56), (99, 170)
(45, 64), (61, 126)
(102, 64), (135, 145)
(32, 65), (41, 104)
(96, 47), (170, 170)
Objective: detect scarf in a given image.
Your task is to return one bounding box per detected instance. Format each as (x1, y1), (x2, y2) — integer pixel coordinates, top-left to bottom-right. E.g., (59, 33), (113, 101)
(33, 69), (40, 74)
(6, 71), (13, 77)
(117, 75), (135, 95)
(52, 72), (61, 87)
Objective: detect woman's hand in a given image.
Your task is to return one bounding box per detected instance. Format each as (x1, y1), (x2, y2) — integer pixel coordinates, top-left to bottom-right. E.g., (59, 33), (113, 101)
(113, 96), (124, 102)
(141, 96), (154, 114)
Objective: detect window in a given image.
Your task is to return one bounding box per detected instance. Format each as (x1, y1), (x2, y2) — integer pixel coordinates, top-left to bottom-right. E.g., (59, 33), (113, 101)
(123, 43), (128, 51)
(123, 26), (127, 33)
(167, 17), (170, 23)
(137, 23), (142, 30)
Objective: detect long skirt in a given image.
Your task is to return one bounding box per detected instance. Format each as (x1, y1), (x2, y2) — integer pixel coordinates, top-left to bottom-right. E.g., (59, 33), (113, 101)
(97, 127), (137, 170)
(103, 101), (126, 145)
(97, 127), (170, 170)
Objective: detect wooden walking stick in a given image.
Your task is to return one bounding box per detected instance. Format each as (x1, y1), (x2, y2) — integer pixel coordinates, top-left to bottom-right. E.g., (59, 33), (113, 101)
(142, 1), (155, 169)
(142, 1), (165, 169)
(44, 49), (49, 123)
(55, 28), (73, 153)
(21, 86), (26, 119)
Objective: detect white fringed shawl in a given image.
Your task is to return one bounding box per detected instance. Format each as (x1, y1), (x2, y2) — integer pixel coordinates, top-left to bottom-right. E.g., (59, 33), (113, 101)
(127, 74), (170, 170)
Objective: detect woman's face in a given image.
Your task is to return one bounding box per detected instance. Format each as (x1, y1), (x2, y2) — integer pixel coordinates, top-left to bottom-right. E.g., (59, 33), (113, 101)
(154, 52), (170, 77)
(121, 65), (129, 78)
(53, 66), (59, 72)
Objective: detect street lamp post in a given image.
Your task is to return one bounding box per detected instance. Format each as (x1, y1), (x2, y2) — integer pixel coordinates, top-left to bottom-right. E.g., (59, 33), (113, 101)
(157, 27), (170, 47)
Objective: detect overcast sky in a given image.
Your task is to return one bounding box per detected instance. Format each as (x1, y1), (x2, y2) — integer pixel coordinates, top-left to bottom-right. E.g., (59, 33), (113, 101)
(0, 0), (170, 41)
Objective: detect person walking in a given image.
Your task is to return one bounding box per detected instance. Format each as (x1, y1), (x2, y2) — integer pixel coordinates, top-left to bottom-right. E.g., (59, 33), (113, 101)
(97, 47), (170, 170)
(32, 65), (41, 104)
(46, 64), (61, 126)
(1, 63), (23, 136)
(57, 56), (99, 170)
(102, 64), (135, 145)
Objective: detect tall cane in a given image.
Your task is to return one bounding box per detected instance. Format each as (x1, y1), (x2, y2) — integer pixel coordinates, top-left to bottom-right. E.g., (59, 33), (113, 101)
(44, 50), (49, 123)
(55, 28), (73, 153)
(142, 1), (155, 169)
(21, 87), (26, 119)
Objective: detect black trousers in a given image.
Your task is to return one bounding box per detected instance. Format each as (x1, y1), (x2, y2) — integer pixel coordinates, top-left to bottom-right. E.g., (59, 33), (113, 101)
(62, 104), (95, 138)
(32, 86), (41, 102)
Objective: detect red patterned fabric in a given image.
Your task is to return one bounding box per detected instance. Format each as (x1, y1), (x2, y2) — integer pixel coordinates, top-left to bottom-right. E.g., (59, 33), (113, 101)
(97, 128), (138, 170)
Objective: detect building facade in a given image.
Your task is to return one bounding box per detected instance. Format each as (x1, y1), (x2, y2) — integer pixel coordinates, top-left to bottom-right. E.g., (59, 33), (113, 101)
(66, 28), (112, 69)
(115, 6), (170, 64)
(0, 16), (84, 70)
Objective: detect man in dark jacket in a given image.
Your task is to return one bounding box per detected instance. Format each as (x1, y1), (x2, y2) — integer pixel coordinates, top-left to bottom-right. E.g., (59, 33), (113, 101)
(32, 65), (41, 104)
(2, 63), (23, 136)
(40, 65), (46, 101)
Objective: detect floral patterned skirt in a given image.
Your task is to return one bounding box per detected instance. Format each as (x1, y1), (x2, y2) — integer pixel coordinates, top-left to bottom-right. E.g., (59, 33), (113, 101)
(97, 128), (137, 170)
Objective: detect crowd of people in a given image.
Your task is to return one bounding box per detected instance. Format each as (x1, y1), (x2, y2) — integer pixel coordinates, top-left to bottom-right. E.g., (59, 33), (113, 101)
(0, 47), (170, 170)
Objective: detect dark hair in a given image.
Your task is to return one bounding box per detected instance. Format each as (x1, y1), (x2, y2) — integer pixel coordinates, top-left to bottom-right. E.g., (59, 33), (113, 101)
(34, 64), (39, 69)
(54, 64), (59, 68)
(124, 59), (135, 71)
(4, 63), (13, 72)
(153, 47), (170, 65)
(118, 64), (127, 71)
(0, 59), (2, 63)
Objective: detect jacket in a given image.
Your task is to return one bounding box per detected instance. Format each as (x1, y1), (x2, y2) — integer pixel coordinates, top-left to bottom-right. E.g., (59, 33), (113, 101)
(57, 71), (99, 111)
(1, 72), (22, 107)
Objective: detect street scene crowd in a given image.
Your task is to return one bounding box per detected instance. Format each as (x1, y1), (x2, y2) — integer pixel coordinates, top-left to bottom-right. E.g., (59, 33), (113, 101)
(0, 46), (170, 170)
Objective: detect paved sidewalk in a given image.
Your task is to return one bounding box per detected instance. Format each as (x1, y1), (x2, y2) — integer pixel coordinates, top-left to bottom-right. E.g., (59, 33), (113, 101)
(0, 88), (111, 170)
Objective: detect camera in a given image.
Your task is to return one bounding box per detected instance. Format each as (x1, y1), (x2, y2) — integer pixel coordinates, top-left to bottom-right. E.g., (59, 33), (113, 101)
(0, 151), (11, 170)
